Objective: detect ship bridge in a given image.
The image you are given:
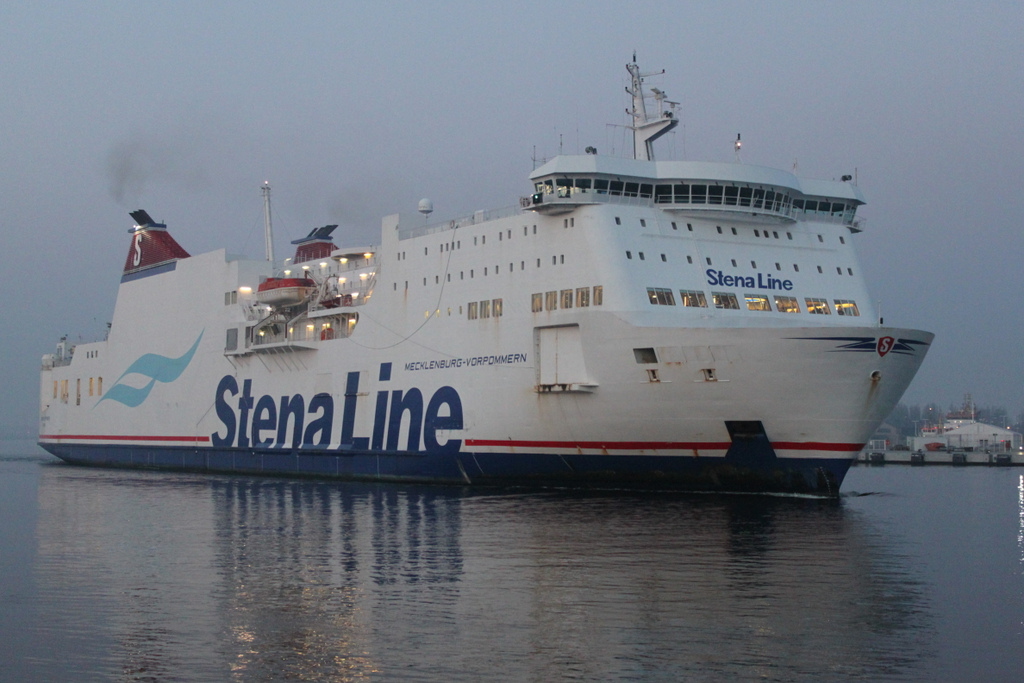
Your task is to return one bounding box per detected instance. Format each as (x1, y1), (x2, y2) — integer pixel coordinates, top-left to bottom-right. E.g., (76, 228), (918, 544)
(524, 156), (863, 227)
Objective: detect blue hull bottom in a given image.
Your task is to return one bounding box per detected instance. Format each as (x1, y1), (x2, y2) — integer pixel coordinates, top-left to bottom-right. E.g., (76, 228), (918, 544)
(39, 443), (851, 497)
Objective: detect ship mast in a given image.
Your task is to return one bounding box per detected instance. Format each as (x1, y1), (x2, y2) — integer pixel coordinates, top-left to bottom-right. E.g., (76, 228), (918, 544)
(626, 54), (679, 161)
(261, 181), (275, 263)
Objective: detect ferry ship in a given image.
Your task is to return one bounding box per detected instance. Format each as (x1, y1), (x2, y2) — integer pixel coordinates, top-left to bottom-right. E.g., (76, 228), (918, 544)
(38, 59), (932, 496)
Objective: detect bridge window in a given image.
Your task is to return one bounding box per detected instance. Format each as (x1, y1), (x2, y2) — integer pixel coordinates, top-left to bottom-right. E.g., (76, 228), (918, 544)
(545, 291), (558, 311)
(561, 290), (574, 309)
(576, 287), (590, 307)
(531, 293), (543, 312)
(593, 286), (603, 305)
(467, 302), (478, 320)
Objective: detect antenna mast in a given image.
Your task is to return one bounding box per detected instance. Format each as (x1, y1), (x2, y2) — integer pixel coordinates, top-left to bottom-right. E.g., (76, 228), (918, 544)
(261, 181), (275, 264)
(625, 54), (679, 161)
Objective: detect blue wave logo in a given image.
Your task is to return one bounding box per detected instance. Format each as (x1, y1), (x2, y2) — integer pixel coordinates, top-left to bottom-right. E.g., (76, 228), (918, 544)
(98, 331), (204, 408)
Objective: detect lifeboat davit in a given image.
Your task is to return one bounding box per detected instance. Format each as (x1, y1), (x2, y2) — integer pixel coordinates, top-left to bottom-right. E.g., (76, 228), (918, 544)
(256, 277), (315, 305)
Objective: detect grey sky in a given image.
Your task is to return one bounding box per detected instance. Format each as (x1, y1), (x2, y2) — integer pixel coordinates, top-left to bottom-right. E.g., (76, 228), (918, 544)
(3, 1), (1022, 434)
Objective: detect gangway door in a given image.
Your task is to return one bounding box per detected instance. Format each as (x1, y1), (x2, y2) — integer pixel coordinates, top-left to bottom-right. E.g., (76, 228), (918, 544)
(535, 325), (596, 393)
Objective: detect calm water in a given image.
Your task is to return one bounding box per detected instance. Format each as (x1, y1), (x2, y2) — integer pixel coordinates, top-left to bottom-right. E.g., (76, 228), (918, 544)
(2, 440), (1022, 682)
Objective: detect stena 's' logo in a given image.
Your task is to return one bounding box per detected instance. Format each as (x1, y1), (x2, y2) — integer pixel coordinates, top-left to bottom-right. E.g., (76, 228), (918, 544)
(132, 233), (143, 267)
(877, 336), (895, 357)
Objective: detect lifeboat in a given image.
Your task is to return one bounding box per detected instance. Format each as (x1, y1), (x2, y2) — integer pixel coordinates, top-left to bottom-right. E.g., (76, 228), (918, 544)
(256, 277), (315, 305)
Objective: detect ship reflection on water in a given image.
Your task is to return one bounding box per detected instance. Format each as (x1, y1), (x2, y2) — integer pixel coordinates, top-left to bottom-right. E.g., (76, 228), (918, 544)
(30, 465), (934, 681)
(212, 481), (464, 680)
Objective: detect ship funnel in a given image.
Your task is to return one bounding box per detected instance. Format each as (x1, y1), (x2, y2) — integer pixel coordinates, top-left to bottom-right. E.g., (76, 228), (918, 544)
(122, 209), (191, 283)
(290, 224), (338, 264)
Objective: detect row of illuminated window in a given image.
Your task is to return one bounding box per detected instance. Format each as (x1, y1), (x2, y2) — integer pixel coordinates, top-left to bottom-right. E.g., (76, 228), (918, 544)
(251, 314), (359, 346)
(53, 377), (103, 405)
(531, 286), (605, 312)
(535, 177), (857, 222)
(467, 299), (504, 320)
(647, 288), (860, 315)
